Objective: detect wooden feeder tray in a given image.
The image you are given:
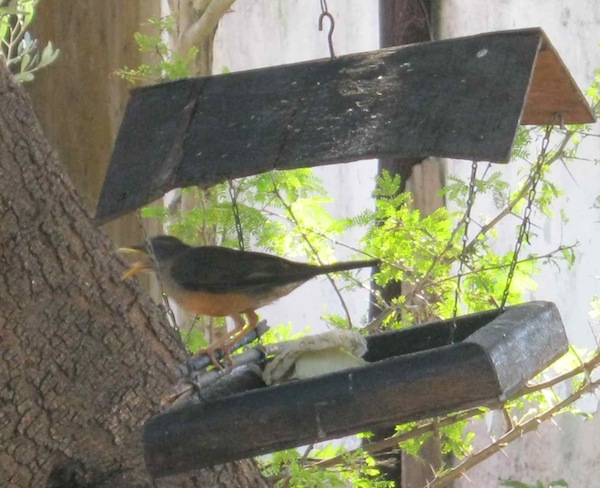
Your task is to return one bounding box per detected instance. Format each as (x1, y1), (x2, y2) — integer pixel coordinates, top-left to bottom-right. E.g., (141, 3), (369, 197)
(144, 301), (567, 478)
(96, 27), (595, 224)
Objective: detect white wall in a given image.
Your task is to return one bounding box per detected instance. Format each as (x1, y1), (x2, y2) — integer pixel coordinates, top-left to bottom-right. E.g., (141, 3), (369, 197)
(213, 0), (380, 333)
(438, 1), (600, 486)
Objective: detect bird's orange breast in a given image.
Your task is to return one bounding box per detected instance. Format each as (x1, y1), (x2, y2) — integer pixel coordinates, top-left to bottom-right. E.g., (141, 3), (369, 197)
(168, 282), (303, 316)
(172, 290), (260, 316)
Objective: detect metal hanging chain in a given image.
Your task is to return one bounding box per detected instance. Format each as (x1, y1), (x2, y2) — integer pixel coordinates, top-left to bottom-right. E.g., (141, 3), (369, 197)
(135, 210), (179, 332)
(500, 121), (555, 310)
(451, 160), (479, 341)
(318, 0), (336, 59)
(228, 180), (246, 251)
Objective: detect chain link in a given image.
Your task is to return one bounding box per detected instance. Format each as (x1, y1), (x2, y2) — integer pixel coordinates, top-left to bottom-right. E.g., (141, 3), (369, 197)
(135, 210), (179, 332)
(451, 160), (479, 341)
(500, 122), (554, 309)
(228, 180), (246, 251)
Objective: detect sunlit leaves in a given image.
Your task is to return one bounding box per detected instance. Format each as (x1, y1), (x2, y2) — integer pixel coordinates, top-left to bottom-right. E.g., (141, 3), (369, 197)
(262, 448), (393, 488)
(0, 0), (59, 82)
(117, 15), (198, 83)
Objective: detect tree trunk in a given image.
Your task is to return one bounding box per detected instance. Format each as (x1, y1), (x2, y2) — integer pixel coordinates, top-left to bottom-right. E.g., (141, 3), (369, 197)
(0, 63), (267, 487)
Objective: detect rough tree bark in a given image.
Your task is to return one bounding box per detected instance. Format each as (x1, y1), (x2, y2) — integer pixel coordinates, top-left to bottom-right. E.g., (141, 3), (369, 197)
(0, 63), (268, 487)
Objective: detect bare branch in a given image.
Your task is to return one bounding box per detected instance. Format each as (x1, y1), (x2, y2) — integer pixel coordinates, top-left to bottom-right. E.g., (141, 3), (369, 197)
(311, 408), (487, 470)
(268, 176), (355, 328)
(429, 377), (600, 488)
(309, 347), (600, 475)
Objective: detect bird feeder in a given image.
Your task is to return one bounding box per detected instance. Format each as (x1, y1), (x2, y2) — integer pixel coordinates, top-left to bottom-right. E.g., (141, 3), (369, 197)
(144, 301), (567, 477)
(95, 27), (595, 223)
(96, 26), (593, 478)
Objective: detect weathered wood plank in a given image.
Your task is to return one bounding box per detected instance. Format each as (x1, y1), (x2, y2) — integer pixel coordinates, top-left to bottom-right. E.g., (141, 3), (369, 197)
(96, 28), (595, 223)
(466, 301), (567, 399)
(143, 301), (567, 477)
(521, 35), (594, 125)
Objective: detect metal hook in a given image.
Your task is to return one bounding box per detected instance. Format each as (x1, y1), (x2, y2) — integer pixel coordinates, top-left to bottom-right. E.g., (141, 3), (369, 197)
(318, 11), (336, 59)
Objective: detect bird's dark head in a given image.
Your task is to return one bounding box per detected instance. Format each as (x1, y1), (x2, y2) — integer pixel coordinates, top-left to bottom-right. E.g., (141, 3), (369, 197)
(144, 235), (190, 262)
(120, 235), (190, 279)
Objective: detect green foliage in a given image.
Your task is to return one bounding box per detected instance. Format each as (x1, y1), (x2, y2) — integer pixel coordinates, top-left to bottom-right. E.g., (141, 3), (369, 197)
(395, 419), (474, 460)
(0, 0), (59, 82)
(512, 126), (533, 160)
(182, 318), (209, 351)
(260, 322), (311, 344)
(142, 170), (344, 263)
(589, 295), (600, 322)
(263, 447), (393, 488)
(588, 69), (600, 106)
(117, 15), (198, 83)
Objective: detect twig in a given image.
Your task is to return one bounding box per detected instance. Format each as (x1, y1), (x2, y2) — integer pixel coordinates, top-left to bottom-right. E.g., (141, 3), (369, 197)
(429, 245), (577, 288)
(269, 176), (354, 328)
(519, 350), (600, 396)
(312, 349), (600, 474)
(465, 127), (576, 252)
(188, 349), (264, 390)
(428, 378), (600, 488)
(312, 408), (487, 470)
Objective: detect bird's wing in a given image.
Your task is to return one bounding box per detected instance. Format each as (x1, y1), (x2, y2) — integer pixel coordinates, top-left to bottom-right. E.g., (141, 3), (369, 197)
(168, 246), (316, 295)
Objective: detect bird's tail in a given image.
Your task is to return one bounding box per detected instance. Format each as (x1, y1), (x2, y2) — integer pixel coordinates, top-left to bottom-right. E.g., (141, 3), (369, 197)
(312, 259), (380, 275)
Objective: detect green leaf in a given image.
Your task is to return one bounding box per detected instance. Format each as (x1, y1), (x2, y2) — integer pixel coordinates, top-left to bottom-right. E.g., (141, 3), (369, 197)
(14, 71), (34, 82)
(37, 41), (60, 68)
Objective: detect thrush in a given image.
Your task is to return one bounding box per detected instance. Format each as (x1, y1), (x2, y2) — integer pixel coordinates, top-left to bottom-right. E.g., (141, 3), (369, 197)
(121, 235), (379, 361)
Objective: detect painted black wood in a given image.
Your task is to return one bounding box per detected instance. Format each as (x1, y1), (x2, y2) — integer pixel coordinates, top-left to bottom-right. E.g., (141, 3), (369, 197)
(144, 301), (567, 477)
(98, 29), (547, 223)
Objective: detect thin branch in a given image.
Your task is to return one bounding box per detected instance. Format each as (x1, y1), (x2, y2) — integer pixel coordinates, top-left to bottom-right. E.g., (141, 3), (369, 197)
(465, 127), (577, 252)
(311, 348), (600, 475)
(312, 408), (487, 470)
(519, 350), (600, 396)
(429, 245), (576, 288)
(428, 377), (600, 488)
(401, 126), (582, 307)
(7, 17), (23, 62)
(268, 176), (354, 328)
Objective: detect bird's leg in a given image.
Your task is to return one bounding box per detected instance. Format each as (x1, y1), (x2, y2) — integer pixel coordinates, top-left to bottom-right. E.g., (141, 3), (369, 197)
(193, 312), (260, 368)
(221, 310), (259, 356)
(194, 314), (247, 368)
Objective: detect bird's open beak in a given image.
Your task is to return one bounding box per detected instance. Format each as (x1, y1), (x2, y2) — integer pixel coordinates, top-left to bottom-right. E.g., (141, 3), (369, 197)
(119, 247), (152, 280)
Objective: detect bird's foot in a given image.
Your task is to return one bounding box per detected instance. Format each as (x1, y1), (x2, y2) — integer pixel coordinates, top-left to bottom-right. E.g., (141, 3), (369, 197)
(184, 320), (269, 375)
(220, 324), (258, 359)
(194, 345), (226, 369)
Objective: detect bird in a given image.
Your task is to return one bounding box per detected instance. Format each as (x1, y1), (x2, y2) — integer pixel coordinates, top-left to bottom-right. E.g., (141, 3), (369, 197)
(121, 235), (379, 362)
